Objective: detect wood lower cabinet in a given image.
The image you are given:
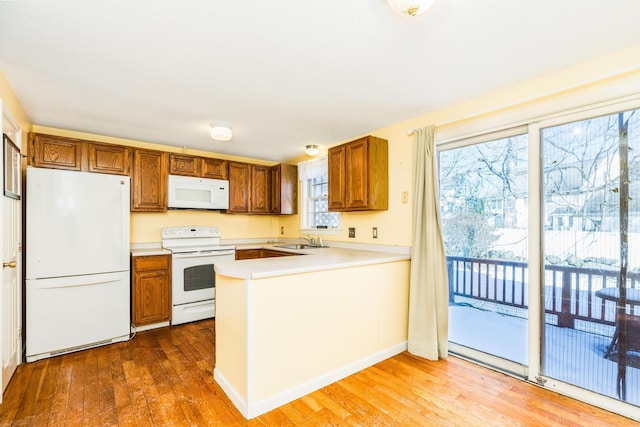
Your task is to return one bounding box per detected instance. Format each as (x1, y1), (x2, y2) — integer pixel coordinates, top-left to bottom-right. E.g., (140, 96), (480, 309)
(328, 135), (388, 211)
(132, 254), (171, 326)
(235, 248), (299, 260)
(235, 249), (262, 260)
(132, 149), (168, 212)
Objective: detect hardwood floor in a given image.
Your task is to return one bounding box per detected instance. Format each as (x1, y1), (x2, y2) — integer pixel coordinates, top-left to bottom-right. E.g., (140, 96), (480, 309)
(0, 319), (636, 426)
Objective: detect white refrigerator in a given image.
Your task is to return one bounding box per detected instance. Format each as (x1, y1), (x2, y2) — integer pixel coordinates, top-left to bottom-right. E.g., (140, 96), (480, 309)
(26, 167), (131, 362)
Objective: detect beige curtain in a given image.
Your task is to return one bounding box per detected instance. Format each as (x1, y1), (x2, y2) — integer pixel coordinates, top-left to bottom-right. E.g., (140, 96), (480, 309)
(407, 125), (449, 360)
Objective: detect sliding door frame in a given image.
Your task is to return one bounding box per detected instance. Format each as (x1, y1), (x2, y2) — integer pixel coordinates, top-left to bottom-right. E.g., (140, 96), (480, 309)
(438, 94), (640, 422)
(528, 98), (640, 421)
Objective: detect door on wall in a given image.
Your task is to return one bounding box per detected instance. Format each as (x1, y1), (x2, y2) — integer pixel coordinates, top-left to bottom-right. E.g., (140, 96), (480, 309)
(540, 108), (640, 407)
(438, 129), (529, 374)
(1, 101), (22, 401)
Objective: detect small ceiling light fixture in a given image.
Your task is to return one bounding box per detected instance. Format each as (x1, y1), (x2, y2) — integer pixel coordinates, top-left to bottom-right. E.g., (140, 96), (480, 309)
(210, 123), (233, 141)
(387, 0), (437, 18)
(305, 144), (320, 157)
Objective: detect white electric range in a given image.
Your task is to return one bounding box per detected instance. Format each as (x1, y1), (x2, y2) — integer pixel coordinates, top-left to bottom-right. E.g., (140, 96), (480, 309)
(161, 226), (235, 325)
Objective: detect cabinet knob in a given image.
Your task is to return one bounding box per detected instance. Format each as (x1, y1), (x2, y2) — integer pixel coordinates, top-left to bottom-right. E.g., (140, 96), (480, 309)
(3, 260), (16, 268)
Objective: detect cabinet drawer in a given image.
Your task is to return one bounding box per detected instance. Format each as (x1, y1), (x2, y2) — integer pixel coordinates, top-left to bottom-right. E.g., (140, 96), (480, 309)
(133, 255), (170, 272)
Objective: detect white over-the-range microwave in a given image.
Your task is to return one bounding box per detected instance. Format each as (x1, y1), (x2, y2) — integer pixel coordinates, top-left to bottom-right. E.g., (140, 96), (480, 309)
(167, 175), (229, 210)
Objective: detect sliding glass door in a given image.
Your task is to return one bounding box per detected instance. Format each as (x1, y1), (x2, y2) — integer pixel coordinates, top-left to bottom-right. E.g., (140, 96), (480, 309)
(541, 109), (640, 406)
(439, 130), (529, 369)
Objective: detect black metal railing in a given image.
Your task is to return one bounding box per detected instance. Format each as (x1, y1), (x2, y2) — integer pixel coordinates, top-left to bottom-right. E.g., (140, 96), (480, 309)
(447, 256), (640, 329)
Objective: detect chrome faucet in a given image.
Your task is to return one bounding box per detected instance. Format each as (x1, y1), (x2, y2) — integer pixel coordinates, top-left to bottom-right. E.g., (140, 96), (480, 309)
(301, 235), (316, 246)
(301, 235), (325, 247)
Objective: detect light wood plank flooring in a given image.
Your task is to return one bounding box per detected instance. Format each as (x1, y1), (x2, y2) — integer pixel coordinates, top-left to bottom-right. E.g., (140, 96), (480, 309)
(0, 319), (636, 426)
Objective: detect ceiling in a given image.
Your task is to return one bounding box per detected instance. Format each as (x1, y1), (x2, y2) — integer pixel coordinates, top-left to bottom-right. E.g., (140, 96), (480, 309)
(1, 1), (640, 162)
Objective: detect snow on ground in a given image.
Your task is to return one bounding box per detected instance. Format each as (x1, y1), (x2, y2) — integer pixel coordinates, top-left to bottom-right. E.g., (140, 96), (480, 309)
(449, 305), (639, 406)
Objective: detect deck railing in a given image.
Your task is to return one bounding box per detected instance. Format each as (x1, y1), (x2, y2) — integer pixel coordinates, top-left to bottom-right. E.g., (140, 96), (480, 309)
(446, 256), (640, 328)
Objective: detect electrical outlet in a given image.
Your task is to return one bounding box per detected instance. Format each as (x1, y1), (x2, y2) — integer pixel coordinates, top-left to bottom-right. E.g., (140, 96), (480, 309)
(280, 226), (284, 235)
(372, 227), (378, 239)
(348, 227), (356, 238)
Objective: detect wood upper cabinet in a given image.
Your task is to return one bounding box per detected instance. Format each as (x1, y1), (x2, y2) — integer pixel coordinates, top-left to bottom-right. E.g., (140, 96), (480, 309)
(202, 157), (228, 179)
(328, 135), (388, 211)
(168, 153), (228, 179)
(30, 133), (85, 171)
(228, 162), (279, 214)
(328, 144), (347, 211)
(169, 153), (201, 176)
(131, 149), (168, 212)
(270, 163), (298, 215)
(88, 142), (131, 175)
(132, 254), (171, 326)
(250, 164), (270, 214)
(227, 161), (250, 213)
(30, 133), (131, 175)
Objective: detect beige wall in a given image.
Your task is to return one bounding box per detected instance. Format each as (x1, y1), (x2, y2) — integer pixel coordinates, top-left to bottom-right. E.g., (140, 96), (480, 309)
(288, 44), (640, 248)
(0, 70), (31, 145)
(5, 44), (640, 245)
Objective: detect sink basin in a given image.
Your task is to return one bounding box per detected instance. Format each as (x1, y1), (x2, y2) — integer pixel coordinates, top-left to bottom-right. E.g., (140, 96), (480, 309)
(274, 244), (326, 250)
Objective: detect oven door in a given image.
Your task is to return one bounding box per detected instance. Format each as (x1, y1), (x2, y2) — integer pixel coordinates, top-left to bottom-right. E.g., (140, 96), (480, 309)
(171, 250), (235, 305)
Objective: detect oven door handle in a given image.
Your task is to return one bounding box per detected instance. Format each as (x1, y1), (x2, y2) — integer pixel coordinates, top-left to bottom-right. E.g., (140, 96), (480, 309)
(173, 250), (235, 259)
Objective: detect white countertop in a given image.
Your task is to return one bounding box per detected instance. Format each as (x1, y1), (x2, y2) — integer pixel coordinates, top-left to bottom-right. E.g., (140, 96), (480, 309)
(216, 244), (411, 280)
(130, 247), (172, 257)
(130, 243), (171, 257)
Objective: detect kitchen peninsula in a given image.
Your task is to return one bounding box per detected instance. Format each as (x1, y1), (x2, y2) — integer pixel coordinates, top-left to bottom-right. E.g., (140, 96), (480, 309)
(213, 244), (411, 419)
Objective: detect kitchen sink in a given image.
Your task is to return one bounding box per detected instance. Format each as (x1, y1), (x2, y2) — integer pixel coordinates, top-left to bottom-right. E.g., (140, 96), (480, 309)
(274, 244), (326, 249)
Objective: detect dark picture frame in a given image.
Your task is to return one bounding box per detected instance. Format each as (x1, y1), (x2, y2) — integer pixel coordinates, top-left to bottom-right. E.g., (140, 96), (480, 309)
(3, 133), (21, 200)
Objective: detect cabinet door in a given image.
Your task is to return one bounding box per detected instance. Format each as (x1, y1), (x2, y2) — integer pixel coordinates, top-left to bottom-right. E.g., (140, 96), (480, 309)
(30, 134), (84, 171)
(202, 158), (228, 179)
(270, 165), (281, 213)
(88, 143), (131, 175)
(250, 164), (270, 214)
(132, 255), (171, 325)
(169, 154), (201, 176)
(345, 138), (369, 209)
(132, 149), (168, 211)
(328, 145), (346, 210)
(280, 163), (298, 215)
(235, 249), (262, 260)
(270, 163), (298, 215)
(228, 162), (250, 213)
(261, 249), (298, 258)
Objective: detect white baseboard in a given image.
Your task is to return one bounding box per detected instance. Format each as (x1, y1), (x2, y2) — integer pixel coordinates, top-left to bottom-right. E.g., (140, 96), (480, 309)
(215, 341), (408, 420)
(214, 368), (249, 418)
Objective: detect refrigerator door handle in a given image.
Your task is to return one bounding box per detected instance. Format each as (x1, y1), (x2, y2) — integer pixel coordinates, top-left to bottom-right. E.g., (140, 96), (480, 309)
(29, 272), (125, 289)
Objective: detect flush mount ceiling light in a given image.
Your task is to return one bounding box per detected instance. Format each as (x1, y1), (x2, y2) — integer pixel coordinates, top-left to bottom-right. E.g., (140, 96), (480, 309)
(210, 123), (232, 141)
(387, 0), (437, 18)
(305, 145), (320, 157)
